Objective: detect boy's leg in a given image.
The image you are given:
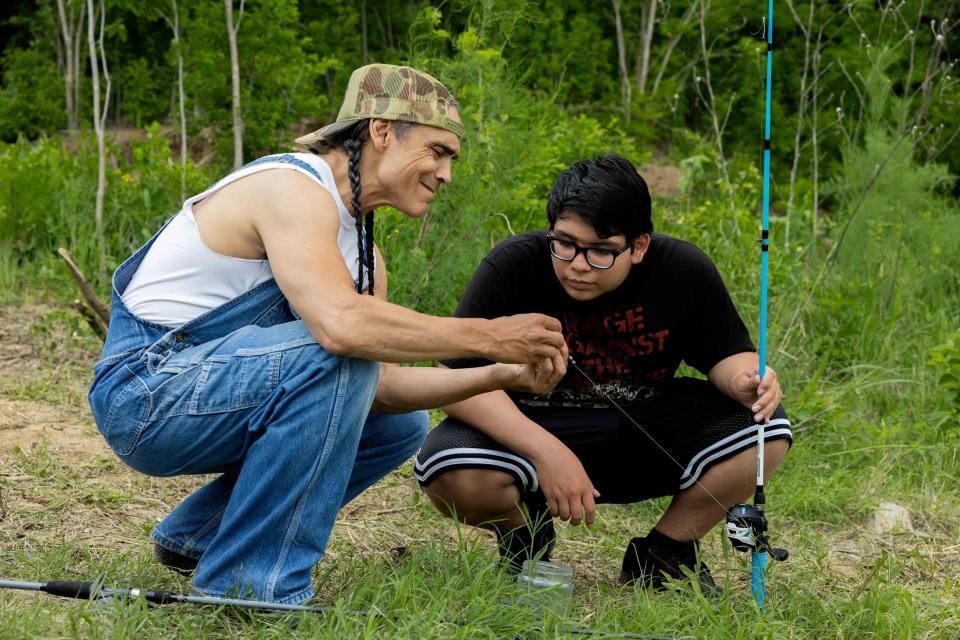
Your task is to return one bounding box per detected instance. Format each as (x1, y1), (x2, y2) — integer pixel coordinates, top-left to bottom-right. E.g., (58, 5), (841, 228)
(417, 417), (536, 530)
(416, 417), (561, 570)
(653, 437), (790, 542)
(615, 380), (793, 592)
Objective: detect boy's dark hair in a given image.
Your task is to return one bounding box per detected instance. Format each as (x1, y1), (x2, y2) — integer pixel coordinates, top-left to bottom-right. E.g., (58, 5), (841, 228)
(546, 154), (653, 240)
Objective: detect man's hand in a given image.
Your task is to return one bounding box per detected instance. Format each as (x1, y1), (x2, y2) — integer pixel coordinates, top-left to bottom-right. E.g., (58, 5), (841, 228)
(728, 366), (782, 423)
(493, 343), (569, 395)
(487, 314), (566, 363)
(530, 439), (600, 527)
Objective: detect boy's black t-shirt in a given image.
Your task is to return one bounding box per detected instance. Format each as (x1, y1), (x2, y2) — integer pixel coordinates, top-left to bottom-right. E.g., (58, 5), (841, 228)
(443, 231), (755, 407)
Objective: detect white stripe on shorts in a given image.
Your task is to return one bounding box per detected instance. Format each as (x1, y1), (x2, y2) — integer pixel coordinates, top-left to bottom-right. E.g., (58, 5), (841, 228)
(415, 448), (539, 492)
(678, 423), (792, 490)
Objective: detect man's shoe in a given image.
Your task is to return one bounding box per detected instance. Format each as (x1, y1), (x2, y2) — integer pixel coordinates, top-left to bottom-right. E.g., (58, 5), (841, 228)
(496, 517), (556, 573)
(154, 542), (199, 576)
(619, 536), (722, 597)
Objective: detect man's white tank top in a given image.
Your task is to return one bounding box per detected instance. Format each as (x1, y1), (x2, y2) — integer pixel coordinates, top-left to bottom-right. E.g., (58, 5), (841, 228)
(122, 153), (371, 328)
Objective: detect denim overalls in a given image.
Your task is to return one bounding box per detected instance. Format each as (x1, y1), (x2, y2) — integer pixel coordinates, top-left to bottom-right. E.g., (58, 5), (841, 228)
(88, 156), (429, 604)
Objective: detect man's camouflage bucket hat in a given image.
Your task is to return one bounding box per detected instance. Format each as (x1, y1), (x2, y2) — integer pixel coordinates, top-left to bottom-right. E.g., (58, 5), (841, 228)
(295, 64), (464, 153)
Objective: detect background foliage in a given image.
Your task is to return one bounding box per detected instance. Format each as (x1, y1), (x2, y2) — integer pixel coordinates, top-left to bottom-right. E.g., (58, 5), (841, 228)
(0, 1), (957, 637)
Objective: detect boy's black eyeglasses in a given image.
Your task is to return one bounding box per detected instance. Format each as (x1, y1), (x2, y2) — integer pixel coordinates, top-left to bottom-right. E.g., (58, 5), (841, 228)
(547, 236), (631, 269)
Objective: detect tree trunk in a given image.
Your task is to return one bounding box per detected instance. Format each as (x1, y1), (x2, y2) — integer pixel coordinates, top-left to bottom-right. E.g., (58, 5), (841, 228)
(361, 0), (369, 65)
(697, 0), (735, 213)
(785, 0), (814, 237)
(612, 0), (631, 124)
(225, 0), (245, 170)
(636, 0), (657, 95)
(169, 0), (188, 202)
(86, 0), (109, 278)
(55, 0), (82, 132)
(72, 4), (84, 127)
(385, 0), (395, 50)
(651, 0), (697, 95)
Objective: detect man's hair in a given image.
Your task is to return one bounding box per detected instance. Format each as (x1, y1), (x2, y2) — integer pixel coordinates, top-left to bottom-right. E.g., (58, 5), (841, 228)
(315, 119), (413, 296)
(546, 154), (653, 240)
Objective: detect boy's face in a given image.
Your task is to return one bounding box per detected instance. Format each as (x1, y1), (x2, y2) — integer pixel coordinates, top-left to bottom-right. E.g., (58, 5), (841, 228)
(549, 211), (650, 302)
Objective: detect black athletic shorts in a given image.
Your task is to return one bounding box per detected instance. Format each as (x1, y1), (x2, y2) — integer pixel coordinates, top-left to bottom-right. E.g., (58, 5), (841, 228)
(415, 378), (792, 504)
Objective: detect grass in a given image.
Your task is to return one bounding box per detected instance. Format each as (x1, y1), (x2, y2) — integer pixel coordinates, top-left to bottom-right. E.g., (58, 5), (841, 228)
(0, 301), (958, 639)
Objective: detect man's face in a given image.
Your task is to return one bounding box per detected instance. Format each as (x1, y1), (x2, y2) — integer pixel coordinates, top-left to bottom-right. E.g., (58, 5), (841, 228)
(549, 211), (650, 302)
(376, 108), (461, 218)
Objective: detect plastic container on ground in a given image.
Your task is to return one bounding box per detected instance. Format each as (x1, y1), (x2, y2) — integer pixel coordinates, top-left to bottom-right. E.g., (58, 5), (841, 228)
(514, 560), (574, 615)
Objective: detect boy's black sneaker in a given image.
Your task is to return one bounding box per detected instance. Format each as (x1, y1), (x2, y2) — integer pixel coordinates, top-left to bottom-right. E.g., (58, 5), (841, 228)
(619, 535), (722, 597)
(154, 542), (199, 576)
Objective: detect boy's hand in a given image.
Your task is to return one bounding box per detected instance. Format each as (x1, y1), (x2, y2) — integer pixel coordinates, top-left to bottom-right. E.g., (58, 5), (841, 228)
(530, 439), (599, 527)
(494, 343), (568, 395)
(729, 366), (782, 423)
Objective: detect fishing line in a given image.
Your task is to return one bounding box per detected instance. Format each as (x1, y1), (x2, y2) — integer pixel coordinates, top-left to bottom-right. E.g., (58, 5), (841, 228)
(566, 357), (733, 517)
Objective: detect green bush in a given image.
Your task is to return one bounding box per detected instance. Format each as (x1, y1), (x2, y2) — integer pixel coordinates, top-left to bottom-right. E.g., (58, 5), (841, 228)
(0, 127), (214, 290)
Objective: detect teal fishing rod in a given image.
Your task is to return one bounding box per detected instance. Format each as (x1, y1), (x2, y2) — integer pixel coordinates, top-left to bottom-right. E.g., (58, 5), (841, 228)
(724, 0), (788, 611)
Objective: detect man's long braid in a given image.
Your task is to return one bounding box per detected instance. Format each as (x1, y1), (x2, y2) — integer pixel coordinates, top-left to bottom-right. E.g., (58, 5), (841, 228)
(343, 138), (369, 295)
(363, 211), (375, 295)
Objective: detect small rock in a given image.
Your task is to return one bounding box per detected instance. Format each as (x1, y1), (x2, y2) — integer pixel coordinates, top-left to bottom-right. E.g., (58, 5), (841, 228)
(869, 502), (913, 534)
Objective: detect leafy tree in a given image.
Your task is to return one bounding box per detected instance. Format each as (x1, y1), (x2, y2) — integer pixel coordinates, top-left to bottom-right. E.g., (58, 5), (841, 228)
(0, 44), (65, 140)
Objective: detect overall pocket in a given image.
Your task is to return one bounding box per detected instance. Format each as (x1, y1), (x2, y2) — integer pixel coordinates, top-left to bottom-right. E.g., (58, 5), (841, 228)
(146, 351), (282, 420)
(97, 367), (152, 456)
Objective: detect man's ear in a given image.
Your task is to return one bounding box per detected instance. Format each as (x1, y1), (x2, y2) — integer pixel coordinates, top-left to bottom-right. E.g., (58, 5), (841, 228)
(368, 119), (391, 151)
(630, 233), (652, 264)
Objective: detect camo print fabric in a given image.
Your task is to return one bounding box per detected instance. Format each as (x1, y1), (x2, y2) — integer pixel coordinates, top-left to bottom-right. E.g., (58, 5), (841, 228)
(295, 64), (463, 152)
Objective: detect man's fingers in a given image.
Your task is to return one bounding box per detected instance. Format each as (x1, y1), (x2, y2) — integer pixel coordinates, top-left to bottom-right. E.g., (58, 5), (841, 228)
(547, 497), (560, 519)
(550, 350), (566, 384)
(539, 315), (562, 332)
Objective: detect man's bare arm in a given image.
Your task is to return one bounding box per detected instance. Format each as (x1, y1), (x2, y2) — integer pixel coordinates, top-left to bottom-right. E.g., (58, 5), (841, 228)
(253, 170), (564, 364)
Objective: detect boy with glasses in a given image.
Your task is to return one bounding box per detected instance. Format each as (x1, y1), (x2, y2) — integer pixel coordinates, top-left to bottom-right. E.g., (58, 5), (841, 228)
(415, 154), (792, 594)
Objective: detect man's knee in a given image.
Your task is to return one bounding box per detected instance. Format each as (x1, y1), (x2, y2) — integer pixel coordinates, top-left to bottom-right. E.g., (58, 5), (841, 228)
(423, 468), (519, 523)
(402, 411), (430, 449)
(282, 343), (379, 398)
(387, 411), (430, 459)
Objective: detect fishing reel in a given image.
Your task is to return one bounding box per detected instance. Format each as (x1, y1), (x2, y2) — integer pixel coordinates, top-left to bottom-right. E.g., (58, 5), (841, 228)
(725, 502), (789, 562)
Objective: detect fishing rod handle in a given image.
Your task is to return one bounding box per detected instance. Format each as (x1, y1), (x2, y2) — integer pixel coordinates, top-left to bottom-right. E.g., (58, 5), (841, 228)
(43, 581), (180, 605)
(43, 581), (100, 600)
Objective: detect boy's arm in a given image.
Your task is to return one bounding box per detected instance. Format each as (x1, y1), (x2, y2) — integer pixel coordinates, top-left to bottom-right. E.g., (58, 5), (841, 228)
(707, 351), (782, 423)
(370, 355), (566, 414)
(441, 385), (600, 526)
